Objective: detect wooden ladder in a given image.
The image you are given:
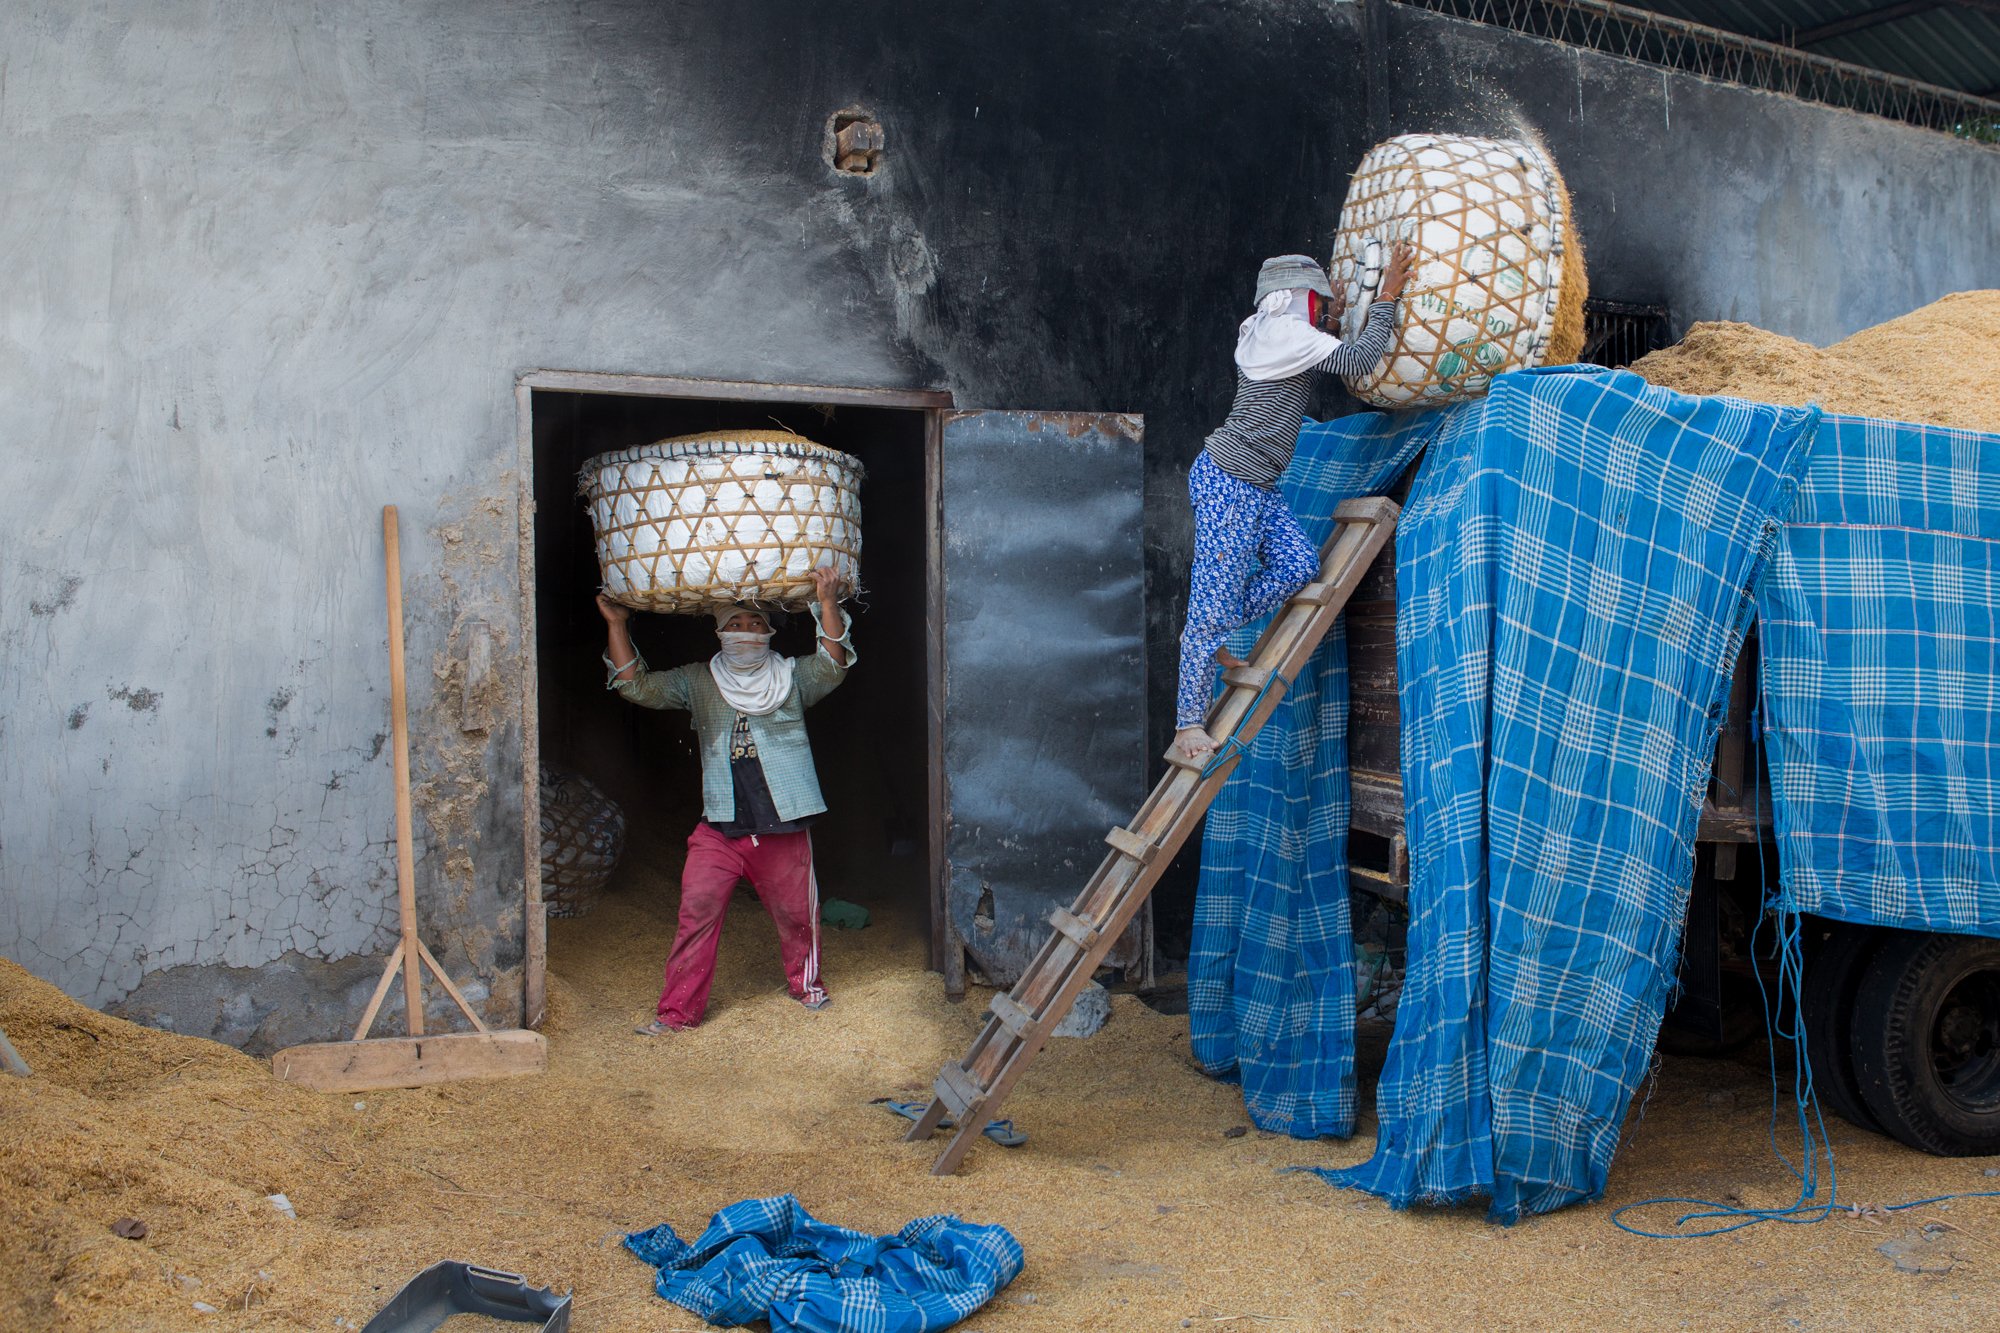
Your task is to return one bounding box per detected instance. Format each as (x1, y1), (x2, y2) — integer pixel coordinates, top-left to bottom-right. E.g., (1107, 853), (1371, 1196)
(903, 495), (1400, 1174)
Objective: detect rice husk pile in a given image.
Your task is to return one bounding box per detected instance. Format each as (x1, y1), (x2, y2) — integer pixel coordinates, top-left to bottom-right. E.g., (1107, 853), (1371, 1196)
(8, 836), (2000, 1330)
(1631, 290), (2000, 432)
(1543, 176), (1588, 367)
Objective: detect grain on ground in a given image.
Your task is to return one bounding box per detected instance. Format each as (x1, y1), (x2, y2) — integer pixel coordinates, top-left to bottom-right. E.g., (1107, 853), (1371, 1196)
(6, 831), (2000, 1331)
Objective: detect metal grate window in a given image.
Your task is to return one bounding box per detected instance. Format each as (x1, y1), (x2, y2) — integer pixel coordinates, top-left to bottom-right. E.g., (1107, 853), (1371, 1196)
(1395, 0), (2000, 143)
(1580, 298), (1671, 368)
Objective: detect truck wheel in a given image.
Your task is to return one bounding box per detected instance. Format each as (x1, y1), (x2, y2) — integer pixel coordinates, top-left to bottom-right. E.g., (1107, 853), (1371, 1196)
(1658, 974), (1762, 1058)
(1802, 922), (1881, 1132)
(1850, 931), (2000, 1156)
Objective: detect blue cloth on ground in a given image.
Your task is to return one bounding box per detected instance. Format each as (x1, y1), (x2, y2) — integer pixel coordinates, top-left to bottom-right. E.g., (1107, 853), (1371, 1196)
(624, 1195), (1023, 1333)
(1755, 412), (2000, 937)
(1191, 365), (1818, 1220)
(1187, 406), (1446, 1136)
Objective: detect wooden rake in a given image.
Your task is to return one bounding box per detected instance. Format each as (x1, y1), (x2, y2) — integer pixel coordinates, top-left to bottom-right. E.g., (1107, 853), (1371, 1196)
(271, 506), (546, 1093)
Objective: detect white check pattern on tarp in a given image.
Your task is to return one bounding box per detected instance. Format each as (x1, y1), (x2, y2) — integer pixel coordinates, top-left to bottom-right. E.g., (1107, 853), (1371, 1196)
(1758, 412), (2000, 937)
(1196, 366), (1818, 1221)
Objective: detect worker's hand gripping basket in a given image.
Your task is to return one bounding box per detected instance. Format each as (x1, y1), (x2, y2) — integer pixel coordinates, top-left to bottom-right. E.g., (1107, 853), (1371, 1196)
(581, 429), (865, 613)
(1331, 133), (1586, 407)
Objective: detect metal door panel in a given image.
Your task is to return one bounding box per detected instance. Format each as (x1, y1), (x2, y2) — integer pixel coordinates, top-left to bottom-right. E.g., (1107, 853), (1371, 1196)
(940, 410), (1147, 986)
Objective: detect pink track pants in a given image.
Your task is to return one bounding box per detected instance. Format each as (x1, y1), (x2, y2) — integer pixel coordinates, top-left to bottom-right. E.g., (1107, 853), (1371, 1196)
(656, 821), (827, 1028)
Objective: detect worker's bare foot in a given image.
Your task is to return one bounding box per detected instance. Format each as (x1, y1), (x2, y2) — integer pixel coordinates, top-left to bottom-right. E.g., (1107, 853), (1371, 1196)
(1214, 647), (1247, 669)
(1174, 726), (1219, 762)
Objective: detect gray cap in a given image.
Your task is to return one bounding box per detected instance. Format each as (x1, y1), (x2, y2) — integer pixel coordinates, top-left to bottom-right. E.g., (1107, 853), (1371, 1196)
(1255, 254), (1334, 302)
(712, 603), (776, 630)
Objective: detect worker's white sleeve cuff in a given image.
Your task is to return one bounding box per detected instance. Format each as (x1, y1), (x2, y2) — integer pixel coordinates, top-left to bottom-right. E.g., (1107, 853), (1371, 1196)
(604, 648), (648, 689)
(816, 607), (857, 667)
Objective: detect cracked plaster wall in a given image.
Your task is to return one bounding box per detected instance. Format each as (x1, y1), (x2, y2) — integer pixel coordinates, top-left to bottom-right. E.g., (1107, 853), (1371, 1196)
(0, 0), (918, 1049)
(3, 0), (1996, 1049)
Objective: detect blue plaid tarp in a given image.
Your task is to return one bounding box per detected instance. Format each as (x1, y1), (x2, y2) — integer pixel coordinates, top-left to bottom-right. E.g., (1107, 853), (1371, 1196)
(624, 1195), (1023, 1333)
(1187, 406), (1444, 1135)
(1757, 412), (2000, 937)
(1192, 366), (1818, 1220)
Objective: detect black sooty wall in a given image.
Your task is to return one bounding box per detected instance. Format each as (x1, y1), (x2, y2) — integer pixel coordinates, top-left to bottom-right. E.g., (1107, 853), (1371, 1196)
(5, 0), (1995, 1046)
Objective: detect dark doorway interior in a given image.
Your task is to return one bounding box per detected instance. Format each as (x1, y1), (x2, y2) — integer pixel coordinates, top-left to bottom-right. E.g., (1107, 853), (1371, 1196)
(530, 389), (932, 944)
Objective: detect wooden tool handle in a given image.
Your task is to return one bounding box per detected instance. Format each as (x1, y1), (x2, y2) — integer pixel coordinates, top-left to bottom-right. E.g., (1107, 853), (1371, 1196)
(383, 505), (425, 1037)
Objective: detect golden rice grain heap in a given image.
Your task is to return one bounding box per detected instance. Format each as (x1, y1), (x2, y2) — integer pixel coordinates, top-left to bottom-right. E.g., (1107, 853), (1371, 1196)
(11, 836), (2000, 1330)
(1631, 290), (2000, 432)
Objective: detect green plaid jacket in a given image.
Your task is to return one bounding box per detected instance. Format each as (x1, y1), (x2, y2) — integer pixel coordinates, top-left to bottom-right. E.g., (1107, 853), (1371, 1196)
(610, 616), (855, 825)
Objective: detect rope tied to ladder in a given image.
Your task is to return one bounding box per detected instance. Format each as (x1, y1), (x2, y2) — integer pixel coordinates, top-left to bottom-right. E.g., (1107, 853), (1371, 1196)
(1200, 668), (1295, 780)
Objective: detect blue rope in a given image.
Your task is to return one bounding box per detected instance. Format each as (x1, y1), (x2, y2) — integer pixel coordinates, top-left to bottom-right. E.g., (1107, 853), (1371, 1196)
(1612, 702), (2000, 1237)
(1199, 668), (1293, 781)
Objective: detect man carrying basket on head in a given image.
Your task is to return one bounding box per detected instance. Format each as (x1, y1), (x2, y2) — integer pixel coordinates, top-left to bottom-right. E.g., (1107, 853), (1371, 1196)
(597, 564), (855, 1035)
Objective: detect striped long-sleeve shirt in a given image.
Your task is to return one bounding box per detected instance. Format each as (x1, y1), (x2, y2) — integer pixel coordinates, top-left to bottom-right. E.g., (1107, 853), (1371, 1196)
(1203, 299), (1401, 487)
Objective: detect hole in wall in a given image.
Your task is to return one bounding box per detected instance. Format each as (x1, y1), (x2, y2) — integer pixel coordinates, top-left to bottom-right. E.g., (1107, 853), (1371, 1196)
(826, 106), (884, 176)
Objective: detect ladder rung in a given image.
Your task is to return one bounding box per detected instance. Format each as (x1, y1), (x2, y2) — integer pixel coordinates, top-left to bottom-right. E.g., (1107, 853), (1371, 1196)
(1104, 825), (1158, 865)
(912, 494), (1400, 1175)
(1049, 906), (1101, 949)
(935, 1063), (982, 1119)
(987, 991), (1037, 1040)
(1335, 495), (1400, 525)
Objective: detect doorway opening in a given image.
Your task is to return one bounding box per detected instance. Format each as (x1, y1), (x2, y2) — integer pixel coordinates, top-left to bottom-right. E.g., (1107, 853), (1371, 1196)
(518, 373), (951, 1024)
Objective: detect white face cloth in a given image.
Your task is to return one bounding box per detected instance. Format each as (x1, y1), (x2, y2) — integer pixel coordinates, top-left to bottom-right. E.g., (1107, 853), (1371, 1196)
(1234, 288), (1343, 382)
(709, 629), (796, 716)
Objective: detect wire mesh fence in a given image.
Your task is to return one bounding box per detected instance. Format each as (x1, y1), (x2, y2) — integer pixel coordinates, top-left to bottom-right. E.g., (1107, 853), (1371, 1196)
(1397, 0), (2000, 142)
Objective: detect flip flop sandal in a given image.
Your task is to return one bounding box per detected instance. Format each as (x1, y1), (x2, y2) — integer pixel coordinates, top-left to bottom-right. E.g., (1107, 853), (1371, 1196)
(876, 1098), (1028, 1148)
(634, 1020), (688, 1036)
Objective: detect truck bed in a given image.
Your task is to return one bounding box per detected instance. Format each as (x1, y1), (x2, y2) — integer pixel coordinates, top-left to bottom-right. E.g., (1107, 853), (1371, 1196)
(1344, 539), (1772, 902)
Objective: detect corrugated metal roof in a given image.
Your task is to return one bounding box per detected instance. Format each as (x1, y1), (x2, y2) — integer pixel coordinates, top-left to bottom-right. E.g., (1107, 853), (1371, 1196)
(1628, 0), (2000, 93)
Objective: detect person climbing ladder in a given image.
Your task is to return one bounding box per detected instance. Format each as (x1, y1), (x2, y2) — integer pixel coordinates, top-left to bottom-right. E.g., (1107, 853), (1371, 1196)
(1174, 244), (1414, 762)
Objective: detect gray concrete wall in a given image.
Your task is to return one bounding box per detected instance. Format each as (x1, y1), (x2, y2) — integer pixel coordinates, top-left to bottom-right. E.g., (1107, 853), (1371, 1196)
(0, 0), (914, 1048)
(2, 0), (1995, 1048)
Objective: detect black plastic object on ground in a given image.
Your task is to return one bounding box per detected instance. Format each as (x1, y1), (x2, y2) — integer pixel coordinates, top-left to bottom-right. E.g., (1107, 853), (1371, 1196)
(359, 1262), (571, 1333)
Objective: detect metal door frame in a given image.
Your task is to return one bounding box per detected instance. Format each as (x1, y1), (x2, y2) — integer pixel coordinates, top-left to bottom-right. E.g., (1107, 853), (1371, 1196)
(514, 370), (955, 1026)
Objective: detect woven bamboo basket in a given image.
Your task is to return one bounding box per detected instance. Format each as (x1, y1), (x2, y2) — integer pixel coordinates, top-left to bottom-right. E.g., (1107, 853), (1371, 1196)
(581, 429), (865, 613)
(1330, 133), (1587, 408)
(538, 764), (626, 918)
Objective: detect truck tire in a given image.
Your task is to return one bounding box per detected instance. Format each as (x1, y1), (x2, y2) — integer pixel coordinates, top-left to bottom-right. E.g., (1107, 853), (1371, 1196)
(1658, 973), (1762, 1058)
(1801, 921), (1881, 1132)
(1850, 930), (2000, 1156)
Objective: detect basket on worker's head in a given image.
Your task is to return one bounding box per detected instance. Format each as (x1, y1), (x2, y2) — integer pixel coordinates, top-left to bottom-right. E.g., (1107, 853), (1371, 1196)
(1331, 133), (1586, 408)
(581, 429), (865, 614)
(538, 764), (625, 918)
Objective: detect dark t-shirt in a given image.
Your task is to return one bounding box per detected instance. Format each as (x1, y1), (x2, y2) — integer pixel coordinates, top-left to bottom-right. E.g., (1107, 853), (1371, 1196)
(708, 712), (816, 839)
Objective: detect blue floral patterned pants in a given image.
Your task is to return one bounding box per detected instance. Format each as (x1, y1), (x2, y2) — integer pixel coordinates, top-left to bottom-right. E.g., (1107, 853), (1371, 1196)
(1176, 451), (1320, 728)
